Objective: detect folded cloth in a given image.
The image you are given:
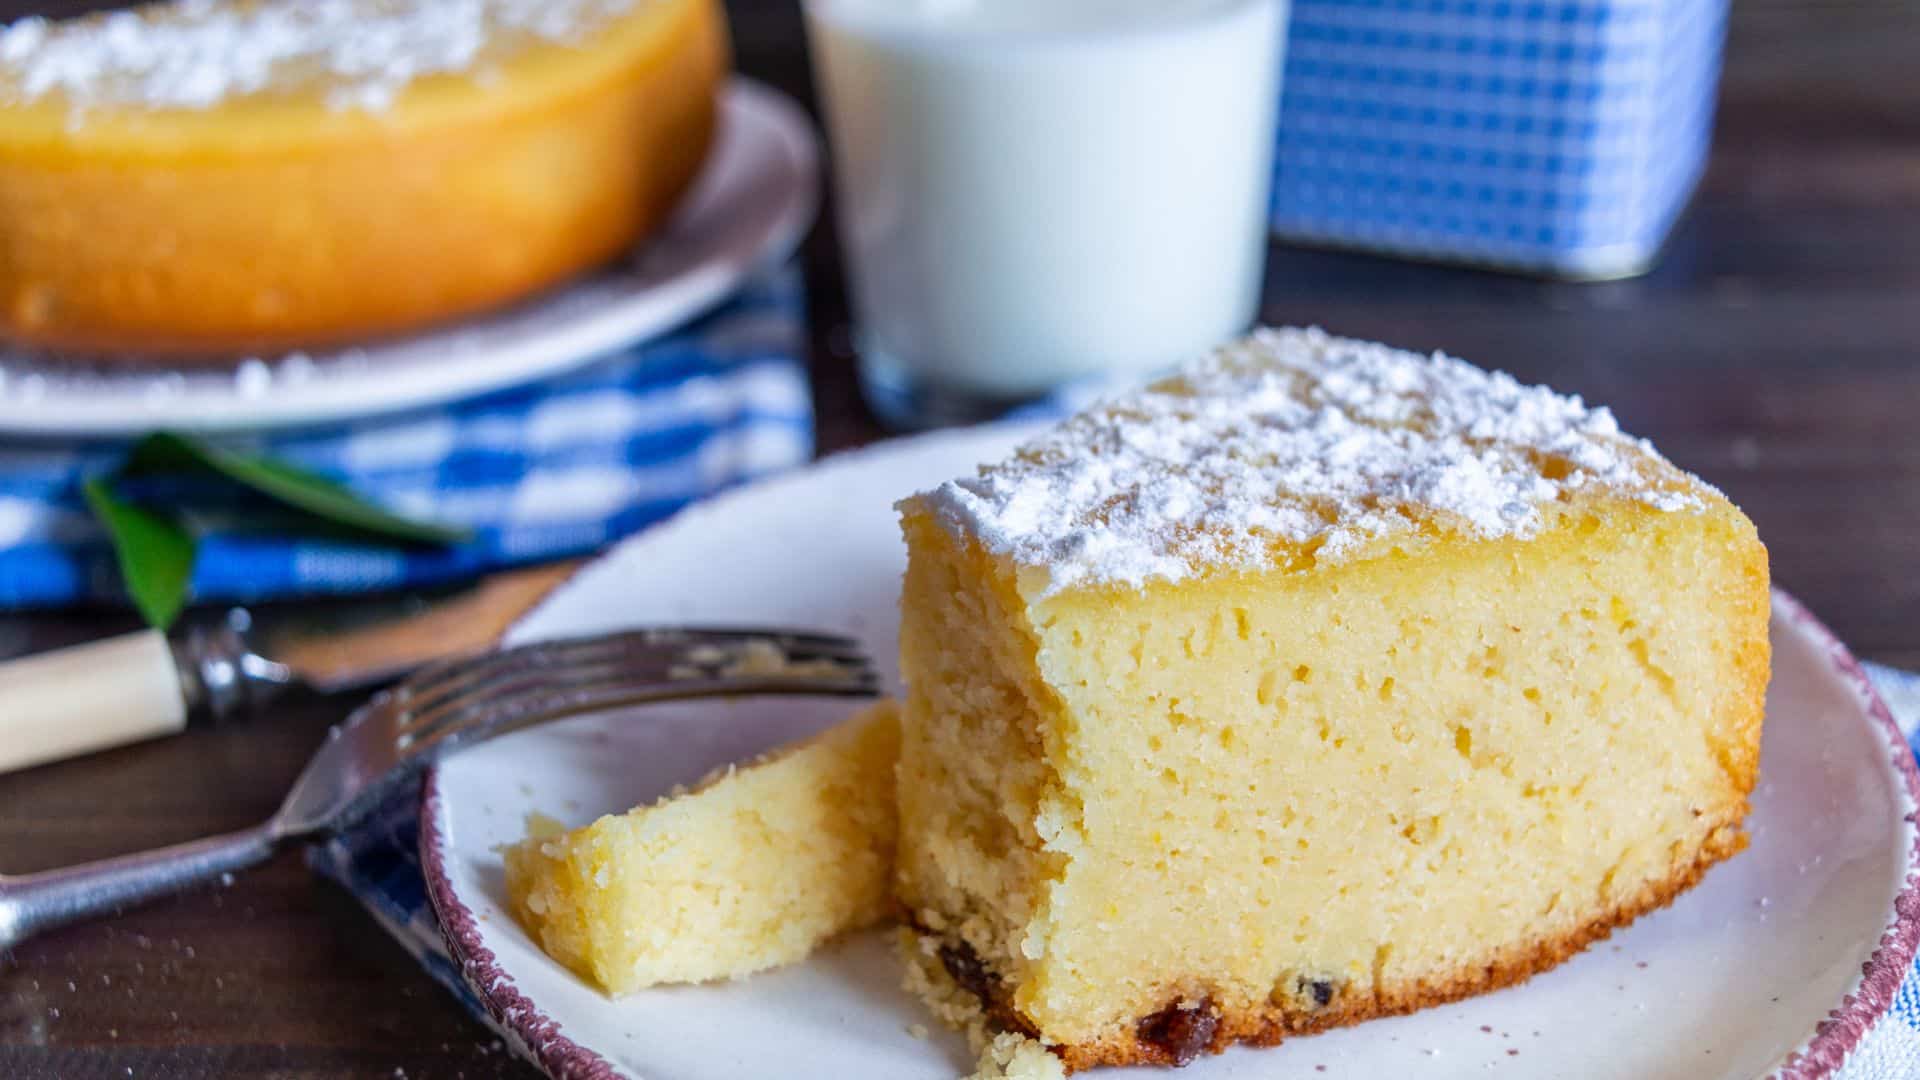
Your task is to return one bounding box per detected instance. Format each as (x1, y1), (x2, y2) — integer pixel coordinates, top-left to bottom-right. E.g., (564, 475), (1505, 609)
(311, 650), (1920, 1076)
(0, 263), (811, 610)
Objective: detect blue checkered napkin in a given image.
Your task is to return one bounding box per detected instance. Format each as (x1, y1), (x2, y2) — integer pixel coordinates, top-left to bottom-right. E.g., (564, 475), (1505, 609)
(1270, 0), (1728, 277)
(311, 661), (1920, 1076)
(0, 263), (810, 611)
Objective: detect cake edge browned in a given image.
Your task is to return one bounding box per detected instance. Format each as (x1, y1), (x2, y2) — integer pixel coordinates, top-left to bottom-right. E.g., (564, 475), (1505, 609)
(909, 798), (1757, 1073)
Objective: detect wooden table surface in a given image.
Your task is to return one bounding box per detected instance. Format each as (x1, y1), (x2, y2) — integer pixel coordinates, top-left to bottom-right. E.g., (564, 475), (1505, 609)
(3, 0), (1917, 1076)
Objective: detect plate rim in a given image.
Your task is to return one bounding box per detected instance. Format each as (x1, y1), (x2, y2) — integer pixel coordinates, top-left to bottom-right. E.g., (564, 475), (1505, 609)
(422, 771), (629, 1080)
(419, 435), (1920, 1080)
(1768, 590), (1920, 1079)
(0, 77), (819, 439)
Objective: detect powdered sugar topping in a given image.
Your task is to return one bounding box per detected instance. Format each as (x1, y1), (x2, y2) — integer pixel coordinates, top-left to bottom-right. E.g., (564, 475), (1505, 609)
(0, 0), (645, 114)
(919, 327), (1706, 595)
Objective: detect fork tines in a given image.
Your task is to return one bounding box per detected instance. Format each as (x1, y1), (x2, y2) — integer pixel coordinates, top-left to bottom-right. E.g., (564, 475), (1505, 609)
(388, 628), (880, 756)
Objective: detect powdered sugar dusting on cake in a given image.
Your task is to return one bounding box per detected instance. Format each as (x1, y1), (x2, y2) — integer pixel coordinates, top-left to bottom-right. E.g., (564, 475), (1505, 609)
(0, 0), (644, 114)
(918, 327), (1707, 595)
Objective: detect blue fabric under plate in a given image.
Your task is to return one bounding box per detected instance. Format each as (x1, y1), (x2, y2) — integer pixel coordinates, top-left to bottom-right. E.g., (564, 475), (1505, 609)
(0, 263), (811, 611)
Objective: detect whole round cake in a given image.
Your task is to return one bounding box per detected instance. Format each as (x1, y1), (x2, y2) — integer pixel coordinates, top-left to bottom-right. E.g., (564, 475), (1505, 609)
(0, 0), (727, 356)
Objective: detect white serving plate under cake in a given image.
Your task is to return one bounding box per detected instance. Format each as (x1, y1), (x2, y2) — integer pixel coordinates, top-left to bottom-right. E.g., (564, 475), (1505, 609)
(421, 424), (1920, 1080)
(0, 79), (817, 438)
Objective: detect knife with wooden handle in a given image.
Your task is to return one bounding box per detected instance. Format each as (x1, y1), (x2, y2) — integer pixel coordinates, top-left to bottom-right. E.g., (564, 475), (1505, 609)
(0, 560), (578, 774)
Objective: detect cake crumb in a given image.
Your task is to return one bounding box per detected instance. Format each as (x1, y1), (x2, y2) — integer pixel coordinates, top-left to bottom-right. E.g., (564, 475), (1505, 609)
(898, 928), (994, 1051)
(720, 638), (848, 679)
(898, 928), (1066, 1080)
(966, 1032), (1065, 1080)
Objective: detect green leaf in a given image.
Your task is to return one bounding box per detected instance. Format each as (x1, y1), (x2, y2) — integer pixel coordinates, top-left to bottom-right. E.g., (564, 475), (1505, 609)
(122, 431), (471, 546)
(81, 431), (467, 627)
(82, 477), (196, 630)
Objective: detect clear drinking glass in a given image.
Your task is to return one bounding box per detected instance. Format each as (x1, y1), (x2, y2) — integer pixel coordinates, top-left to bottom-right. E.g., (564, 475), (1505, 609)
(804, 0), (1288, 429)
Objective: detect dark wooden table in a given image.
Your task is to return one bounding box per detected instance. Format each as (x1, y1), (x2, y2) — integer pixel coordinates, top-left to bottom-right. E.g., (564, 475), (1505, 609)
(3, 0), (1917, 1075)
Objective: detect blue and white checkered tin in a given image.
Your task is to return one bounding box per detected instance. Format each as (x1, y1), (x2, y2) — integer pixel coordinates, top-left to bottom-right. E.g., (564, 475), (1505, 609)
(1269, 0), (1728, 278)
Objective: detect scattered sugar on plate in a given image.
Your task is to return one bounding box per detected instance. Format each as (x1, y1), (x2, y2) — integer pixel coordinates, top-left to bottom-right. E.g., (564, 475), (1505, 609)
(233, 358), (272, 398)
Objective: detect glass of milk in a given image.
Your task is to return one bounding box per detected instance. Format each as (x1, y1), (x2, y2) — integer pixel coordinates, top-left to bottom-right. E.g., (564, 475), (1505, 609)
(805, 0), (1287, 429)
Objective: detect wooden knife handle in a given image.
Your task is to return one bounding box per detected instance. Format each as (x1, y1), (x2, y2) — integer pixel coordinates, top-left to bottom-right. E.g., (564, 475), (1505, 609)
(0, 630), (188, 774)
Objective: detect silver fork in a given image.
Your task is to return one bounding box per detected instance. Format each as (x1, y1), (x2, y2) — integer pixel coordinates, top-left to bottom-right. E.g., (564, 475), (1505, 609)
(0, 627), (879, 949)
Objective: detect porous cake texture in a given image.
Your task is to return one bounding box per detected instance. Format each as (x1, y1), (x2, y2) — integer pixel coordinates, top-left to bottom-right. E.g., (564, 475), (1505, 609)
(895, 327), (1769, 1069)
(504, 700), (899, 993)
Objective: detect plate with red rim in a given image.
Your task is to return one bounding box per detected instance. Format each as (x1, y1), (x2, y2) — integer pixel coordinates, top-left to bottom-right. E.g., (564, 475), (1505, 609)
(0, 78), (817, 438)
(419, 423), (1920, 1080)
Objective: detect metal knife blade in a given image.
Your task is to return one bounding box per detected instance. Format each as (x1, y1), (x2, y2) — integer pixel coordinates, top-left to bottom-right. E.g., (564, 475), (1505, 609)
(254, 560), (581, 695)
(175, 560), (582, 714)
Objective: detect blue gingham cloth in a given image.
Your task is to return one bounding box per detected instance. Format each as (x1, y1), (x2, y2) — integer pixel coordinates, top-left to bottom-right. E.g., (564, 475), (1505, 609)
(313, 652), (1920, 1076)
(0, 264), (811, 611)
(1270, 0), (1728, 277)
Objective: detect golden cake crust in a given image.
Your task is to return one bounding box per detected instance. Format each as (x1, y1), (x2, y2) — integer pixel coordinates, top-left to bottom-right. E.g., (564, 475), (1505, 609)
(919, 813), (1752, 1072)
(0, 0), (725, 356)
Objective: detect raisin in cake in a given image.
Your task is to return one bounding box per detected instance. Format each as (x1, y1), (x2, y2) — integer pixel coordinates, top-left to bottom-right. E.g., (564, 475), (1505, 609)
(894, 327), (1769, 1069)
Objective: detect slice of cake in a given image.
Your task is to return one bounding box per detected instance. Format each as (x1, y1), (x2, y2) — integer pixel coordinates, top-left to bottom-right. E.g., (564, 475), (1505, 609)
(894, 327), (1769, 1070)
(505, 700), (899, 993)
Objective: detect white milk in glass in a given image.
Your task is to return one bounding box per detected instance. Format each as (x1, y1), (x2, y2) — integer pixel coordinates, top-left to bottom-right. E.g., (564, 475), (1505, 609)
(805, 0), (1286, 427)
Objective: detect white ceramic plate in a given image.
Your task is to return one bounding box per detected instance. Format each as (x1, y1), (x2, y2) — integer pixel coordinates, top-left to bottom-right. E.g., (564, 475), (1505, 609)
(0, 79), (818, 438)
(421, 425), (1920, 1080)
